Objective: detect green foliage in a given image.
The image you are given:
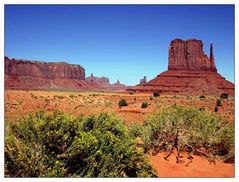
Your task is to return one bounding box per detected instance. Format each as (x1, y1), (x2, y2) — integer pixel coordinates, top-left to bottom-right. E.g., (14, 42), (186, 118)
(199, 95), (206, 99)
(153, 92), (160, 97)
(129, 92), (134, 95)
(216, 99), (222, 106)
(69, 94), (75, 99)
(130, 106), (234, 163)
(141, 102), (149, 109)
(5, 111), (156, 177)
(118, 99), (128, 107)
(220, 93), (229, 99)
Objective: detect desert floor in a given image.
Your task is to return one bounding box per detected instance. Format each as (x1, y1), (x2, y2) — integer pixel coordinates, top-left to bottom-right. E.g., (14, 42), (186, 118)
(4, 89), (235, 177)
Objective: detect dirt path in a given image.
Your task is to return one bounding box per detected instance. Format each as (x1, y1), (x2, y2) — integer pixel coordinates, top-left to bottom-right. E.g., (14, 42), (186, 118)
(149, 152), (234, 177)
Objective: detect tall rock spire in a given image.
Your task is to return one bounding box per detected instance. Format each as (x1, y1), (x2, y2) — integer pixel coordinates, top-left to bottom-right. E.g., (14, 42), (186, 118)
(210, 43), (214, 60)
(209, 43), (217, 72)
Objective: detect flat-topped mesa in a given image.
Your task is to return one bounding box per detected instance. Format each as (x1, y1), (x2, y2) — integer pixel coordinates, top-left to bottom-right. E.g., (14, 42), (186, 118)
(5, 57), (85, 80)
(168, 39), (217, 72)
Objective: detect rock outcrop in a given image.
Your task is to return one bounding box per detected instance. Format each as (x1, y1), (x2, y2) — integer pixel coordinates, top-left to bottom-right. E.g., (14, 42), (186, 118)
(86, 74), (129, 91)
(140, 76), (147, 85)
(5, 57), (89, 90)
(128, 39), (234, 96)
(86, 74), (111, 88)
(168, 39), (217, 72)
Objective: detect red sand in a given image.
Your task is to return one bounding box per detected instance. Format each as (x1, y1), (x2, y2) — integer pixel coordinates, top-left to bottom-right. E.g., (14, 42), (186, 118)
(149, 152), (234, 177)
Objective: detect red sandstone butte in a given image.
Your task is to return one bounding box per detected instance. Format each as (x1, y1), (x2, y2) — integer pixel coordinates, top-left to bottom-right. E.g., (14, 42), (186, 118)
(86, 73), (130, 91)
(4, 57), (90, 90)
(128, 39), (234, 96)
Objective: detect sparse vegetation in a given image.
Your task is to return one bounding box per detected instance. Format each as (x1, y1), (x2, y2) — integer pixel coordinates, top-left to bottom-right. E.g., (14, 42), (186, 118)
(30, 93), (37, 99)
(5, 111), (156, 177)
(118, 99), (128, 107)
(220, 93), (229, 99)
(130, 105), (234, 164)
(199, 107), (205, 111)
(216, 99), (222, 107)
(141, 102), (149, 109)
(69, 94), (75, 99)
(214, 106), (218, 112)
(199, 95), (206, 99)
(153, 92), (160, 97)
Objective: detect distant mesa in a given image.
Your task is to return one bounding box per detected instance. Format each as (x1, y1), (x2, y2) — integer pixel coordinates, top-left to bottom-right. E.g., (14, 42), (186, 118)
(85, 74), (129, 91)
(128, 39), (234, 96)
(140, 76), (147, 85)
(4, 57), (129, 91)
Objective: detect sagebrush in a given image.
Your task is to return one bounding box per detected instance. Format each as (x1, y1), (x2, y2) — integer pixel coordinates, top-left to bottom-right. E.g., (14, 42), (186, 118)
(130, 105), (234, 164)
(5, 111), (156, 177)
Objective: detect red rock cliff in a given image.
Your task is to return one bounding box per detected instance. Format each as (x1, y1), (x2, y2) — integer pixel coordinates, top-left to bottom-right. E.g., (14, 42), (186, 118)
(5, 57), (85, 80)
(5, 57), (88, 90)
(168, 39), (217, 72)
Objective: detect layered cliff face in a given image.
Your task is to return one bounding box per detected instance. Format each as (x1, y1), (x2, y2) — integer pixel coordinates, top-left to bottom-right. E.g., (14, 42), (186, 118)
(168, 39), (217, 72)
(128, 39), (234, 96)
(5, 57), (85, 80)
(5, 57), (88, 90)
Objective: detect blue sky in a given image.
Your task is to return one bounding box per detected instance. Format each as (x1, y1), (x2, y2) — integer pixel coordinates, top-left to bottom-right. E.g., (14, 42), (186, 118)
(5, 5), (234, 85)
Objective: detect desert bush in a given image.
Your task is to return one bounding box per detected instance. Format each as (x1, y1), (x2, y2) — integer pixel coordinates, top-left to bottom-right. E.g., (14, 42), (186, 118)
(199, 107), (205, 111)
(214, 106), (218, 112)
(5, 111), (156, 177)
(220, 93), (229, 99)
(153, 92), (160, 97)
(130, 105), (234, 163)
(149, 97), (153, 101)
(199, 95), (206, 99)
(141, 102), (149, 109)
(216, 99), (222, 106)
(118, 99), (128, 107)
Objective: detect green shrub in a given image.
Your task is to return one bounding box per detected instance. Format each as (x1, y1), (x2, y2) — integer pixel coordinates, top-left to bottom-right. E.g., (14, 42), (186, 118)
(149, 97), (153, 101)
(153, 92), (160, 97)
(129, 92), (134, 95)
(199, 107), (205, 111)
(216, 99), (222, 106)
(69, 94), (75, 99)
(118, 99), (128, 107)
(5, 111), (156, 177)
(199, 95), (206, 99)
(214, 106), (218, 112)
(141, 102), (148, 109)
(130, 106), (234, 163)
(220, 93), (229, 99)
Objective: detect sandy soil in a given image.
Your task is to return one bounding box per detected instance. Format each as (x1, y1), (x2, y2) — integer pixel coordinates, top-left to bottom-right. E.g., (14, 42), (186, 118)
(4, 90), (234, 124)
(149, 151), (234, 177)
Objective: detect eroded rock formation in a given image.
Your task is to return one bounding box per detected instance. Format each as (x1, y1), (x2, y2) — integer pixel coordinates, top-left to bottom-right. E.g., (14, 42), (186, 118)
(5, 57), (89, 90)
(168, 39), (217, 72)
(86, 74), (129, 91)
(128, 39), (234, 96)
